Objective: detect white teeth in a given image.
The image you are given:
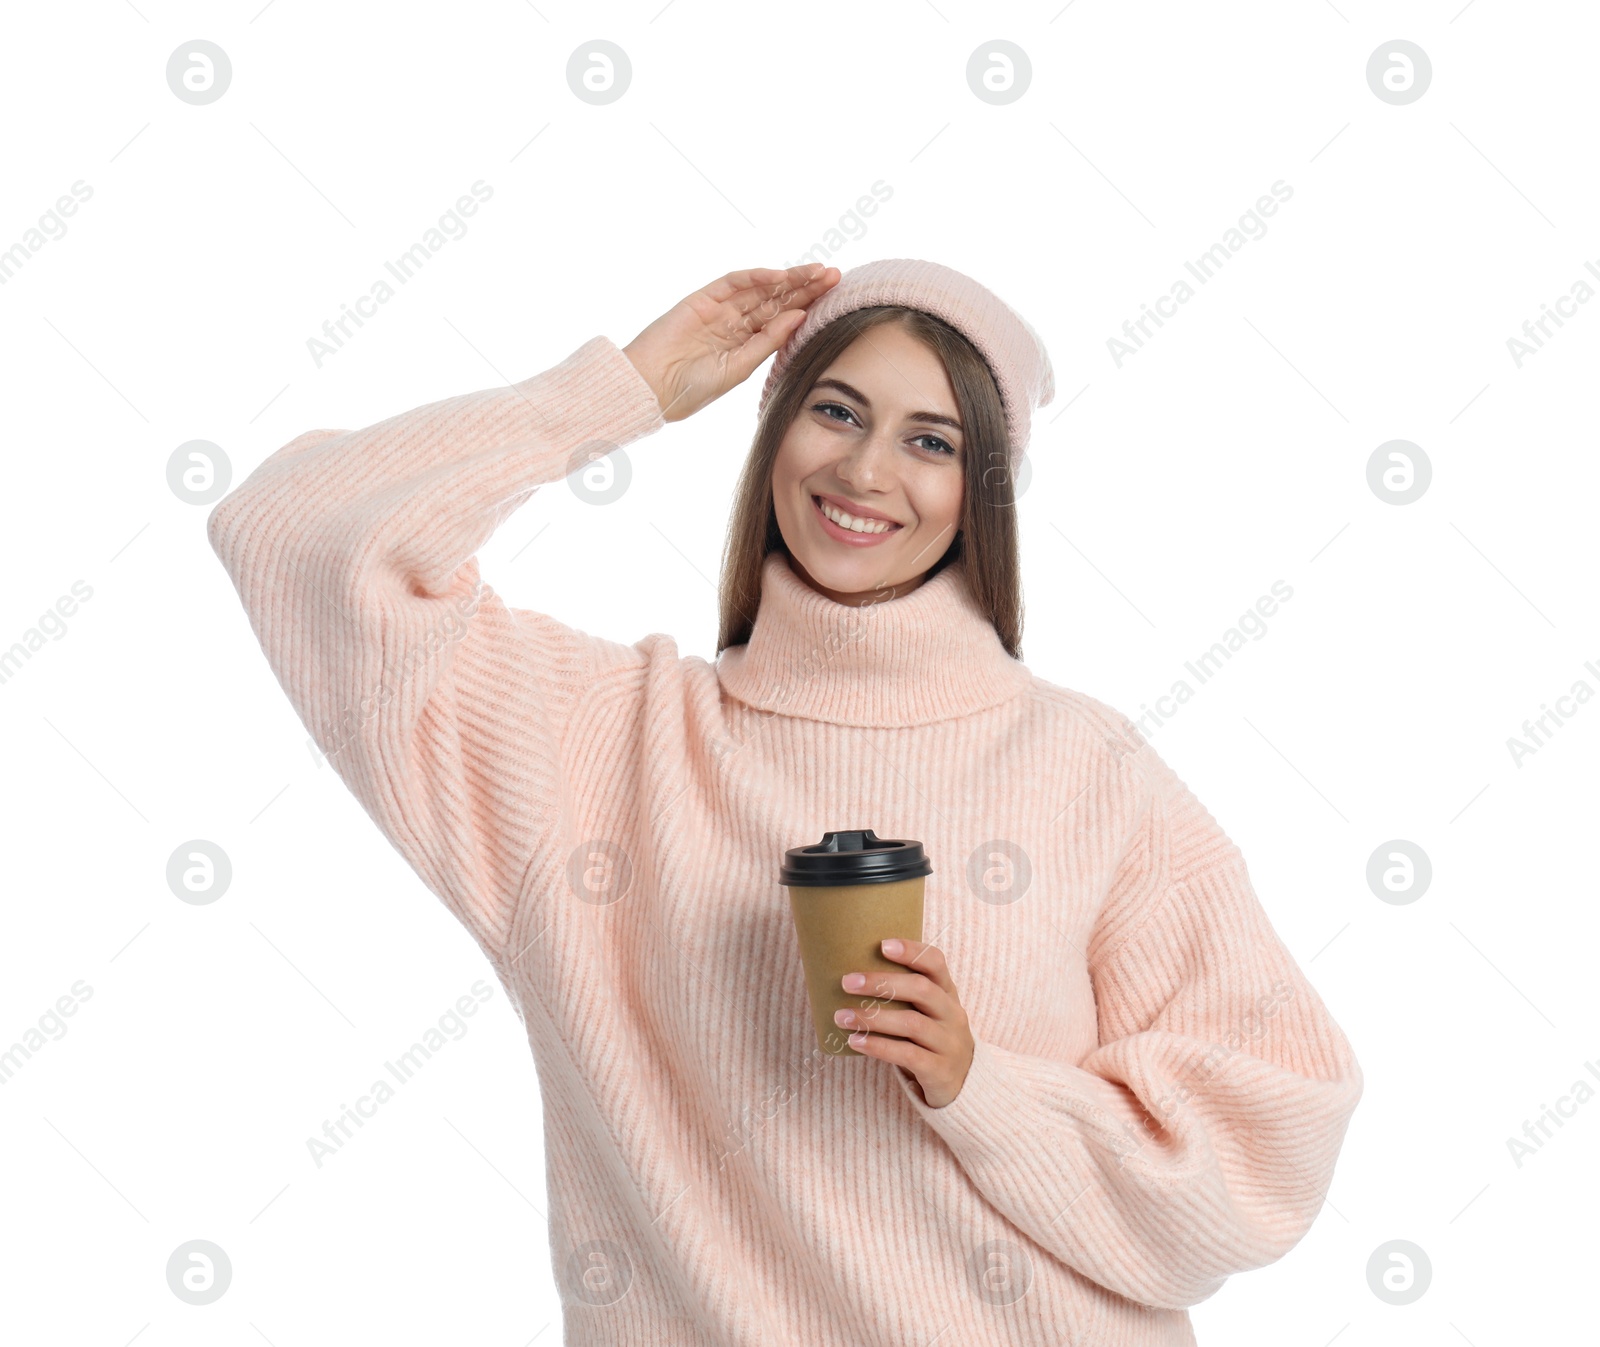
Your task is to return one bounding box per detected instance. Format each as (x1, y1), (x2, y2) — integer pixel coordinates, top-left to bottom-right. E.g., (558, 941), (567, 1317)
(817, 497), (895, 534)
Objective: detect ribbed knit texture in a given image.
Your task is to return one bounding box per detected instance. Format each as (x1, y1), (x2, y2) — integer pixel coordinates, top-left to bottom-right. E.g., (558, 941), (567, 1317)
(207, 334), (1363, 1347)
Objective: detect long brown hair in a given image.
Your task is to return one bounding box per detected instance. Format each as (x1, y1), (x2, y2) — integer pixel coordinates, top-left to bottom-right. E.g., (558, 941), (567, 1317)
(716, 305), (1024, 659)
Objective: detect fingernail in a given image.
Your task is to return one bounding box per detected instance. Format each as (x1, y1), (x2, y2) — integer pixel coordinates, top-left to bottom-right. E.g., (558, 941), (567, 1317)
(842, 973), (865, 991)
(882, 939), (903, 957)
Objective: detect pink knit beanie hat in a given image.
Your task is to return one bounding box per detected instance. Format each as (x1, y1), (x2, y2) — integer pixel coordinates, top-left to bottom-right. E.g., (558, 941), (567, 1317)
(757, 257), (1054, 465)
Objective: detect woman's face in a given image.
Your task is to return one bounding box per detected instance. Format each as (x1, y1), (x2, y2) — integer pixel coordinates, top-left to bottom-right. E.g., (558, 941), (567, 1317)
(770, 321), (965, 605)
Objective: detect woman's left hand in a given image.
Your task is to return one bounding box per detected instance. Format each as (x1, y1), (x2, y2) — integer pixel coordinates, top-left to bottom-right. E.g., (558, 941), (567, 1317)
(836, 938), (975, 1108)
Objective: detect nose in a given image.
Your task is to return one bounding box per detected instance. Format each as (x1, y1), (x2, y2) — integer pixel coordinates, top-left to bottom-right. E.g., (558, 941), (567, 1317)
(833, 426), (897, 492)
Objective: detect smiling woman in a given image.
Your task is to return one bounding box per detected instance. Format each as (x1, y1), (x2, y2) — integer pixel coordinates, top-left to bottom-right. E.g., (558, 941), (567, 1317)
(716, 295), (1026, 648)
(773, 321), (966, 599)
(208, 257), (1363, 1347)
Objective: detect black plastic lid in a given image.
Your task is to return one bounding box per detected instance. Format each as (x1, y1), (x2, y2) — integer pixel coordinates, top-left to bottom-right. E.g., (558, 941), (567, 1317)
(780, 828), (932, 887)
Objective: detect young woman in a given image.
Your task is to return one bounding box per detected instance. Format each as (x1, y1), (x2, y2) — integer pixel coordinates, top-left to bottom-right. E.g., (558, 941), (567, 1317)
(209, 259), (1362, 1345)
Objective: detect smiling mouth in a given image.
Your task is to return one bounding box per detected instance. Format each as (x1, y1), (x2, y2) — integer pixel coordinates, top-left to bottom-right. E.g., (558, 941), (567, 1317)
(812, 494), (903, 536)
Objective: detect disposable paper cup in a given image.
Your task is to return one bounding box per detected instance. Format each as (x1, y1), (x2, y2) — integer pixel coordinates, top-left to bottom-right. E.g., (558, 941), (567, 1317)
(781, 829), (931, 1057)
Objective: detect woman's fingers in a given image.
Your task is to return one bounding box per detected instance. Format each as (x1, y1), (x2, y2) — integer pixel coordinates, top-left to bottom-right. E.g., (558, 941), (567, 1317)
(880, 939), (958, 998)
(701, 267), (785, 301)
(707, 265), (833, 306)
(844, 1001), (942, 1049)
(689, 266), (835, 383)
(668, 269), (817, 351)
(627, 265), (838, 421)
(718, 305), (809, 380)
(718, 266), (839, 361)
(715, 266), (840, 329)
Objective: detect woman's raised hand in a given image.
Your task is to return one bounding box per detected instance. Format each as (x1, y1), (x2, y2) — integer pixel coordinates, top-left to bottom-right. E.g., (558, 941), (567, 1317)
(622, 265), (841, 423)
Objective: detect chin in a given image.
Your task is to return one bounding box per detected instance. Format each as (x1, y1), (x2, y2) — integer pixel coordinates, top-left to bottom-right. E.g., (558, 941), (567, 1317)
(790, 543), (908, 598)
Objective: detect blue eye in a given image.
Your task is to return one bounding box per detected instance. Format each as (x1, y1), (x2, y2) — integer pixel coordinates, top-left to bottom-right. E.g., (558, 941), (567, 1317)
(811, 402), (957, 457)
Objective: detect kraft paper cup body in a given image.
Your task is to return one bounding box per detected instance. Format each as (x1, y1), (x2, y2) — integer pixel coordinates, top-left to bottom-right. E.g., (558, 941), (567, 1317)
(786, 876), (926, 1057)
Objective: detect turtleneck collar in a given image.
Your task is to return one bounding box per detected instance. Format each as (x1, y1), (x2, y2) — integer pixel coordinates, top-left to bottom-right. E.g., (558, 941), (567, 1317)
(715, 550), (1034, 728)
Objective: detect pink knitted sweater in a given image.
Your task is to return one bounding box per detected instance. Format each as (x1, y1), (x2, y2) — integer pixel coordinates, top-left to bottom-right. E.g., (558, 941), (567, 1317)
(207, 334), (1363, 1346)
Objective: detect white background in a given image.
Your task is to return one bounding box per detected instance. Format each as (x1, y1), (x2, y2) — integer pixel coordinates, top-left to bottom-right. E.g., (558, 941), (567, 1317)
(2, 1), (1595, 1342)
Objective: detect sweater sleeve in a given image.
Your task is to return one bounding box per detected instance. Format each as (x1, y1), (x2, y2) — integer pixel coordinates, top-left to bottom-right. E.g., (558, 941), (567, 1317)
(205, 335), (666, 968)
(891, 727), (1364, 1311)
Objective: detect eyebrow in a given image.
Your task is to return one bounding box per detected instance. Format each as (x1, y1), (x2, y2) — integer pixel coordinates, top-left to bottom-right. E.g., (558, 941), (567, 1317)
(809, 377), (964, 434)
